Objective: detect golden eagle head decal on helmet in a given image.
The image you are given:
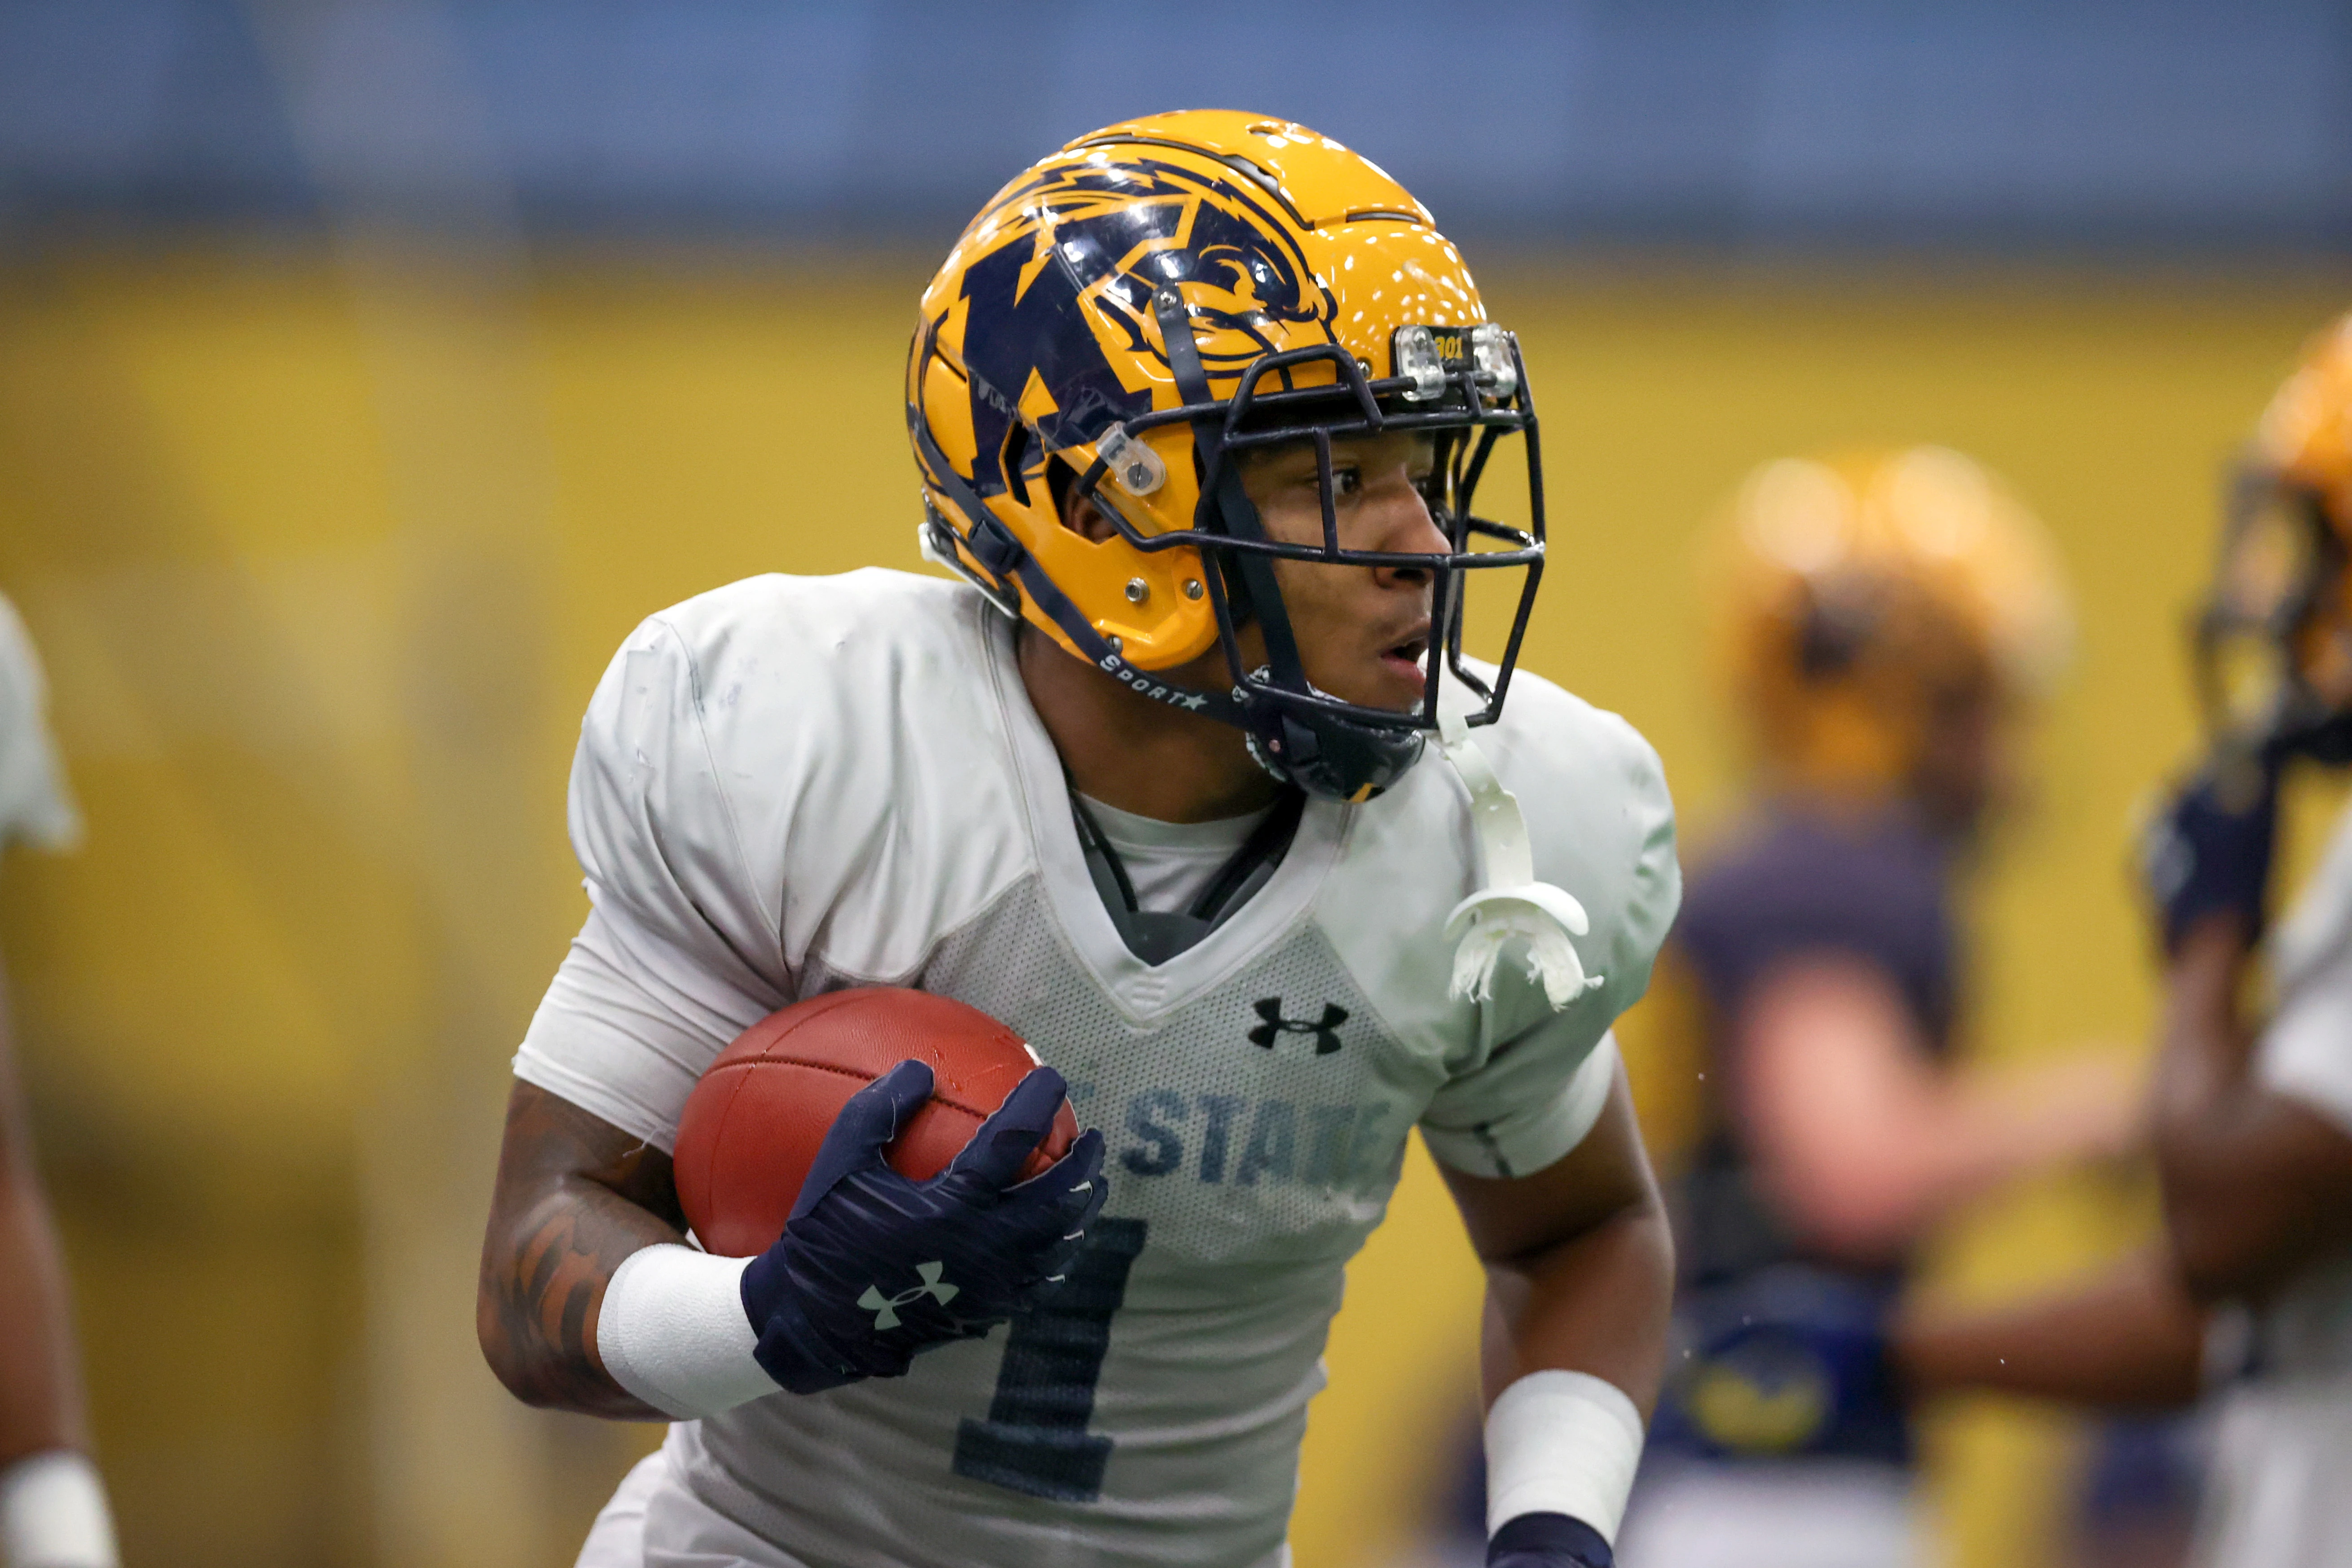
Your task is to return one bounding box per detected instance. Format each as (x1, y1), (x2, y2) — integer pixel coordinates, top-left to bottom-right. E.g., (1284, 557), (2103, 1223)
(907, 109), (1542, 801)
(1711, 446), (2072, 805)
(2198, 311), (2352, 763)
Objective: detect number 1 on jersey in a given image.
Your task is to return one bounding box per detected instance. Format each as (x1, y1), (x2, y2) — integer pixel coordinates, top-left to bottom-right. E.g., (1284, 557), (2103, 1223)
(953, 1218), (1147, 1503)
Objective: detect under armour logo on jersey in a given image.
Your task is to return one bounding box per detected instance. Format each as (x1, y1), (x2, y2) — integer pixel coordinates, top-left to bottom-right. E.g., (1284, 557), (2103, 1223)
(857, 1262), (959, 1329)
(1248, 998), (1348, 1056)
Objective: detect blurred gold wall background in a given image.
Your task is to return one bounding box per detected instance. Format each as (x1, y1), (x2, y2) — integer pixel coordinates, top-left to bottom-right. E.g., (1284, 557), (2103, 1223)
(0, 247), (2341, 1567)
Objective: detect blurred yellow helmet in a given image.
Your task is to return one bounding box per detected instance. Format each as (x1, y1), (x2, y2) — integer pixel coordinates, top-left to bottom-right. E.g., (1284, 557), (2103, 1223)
(2199, 311), (2352, 760)
(1713, 446), (2073, 799)
(905, 110), (1544, 800)
(2255, 312), (2352, 521)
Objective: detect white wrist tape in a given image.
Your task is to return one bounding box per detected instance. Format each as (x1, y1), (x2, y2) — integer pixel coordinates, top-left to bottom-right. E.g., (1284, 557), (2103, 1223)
(1484, 1370), (1645, 1545)
(596, 1244), (780, 1420)
(0, 1450), (118, 1568)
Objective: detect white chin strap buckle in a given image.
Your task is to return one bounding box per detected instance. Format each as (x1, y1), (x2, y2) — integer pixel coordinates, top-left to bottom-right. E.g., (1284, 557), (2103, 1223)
(1438, 708), (1605, 1011)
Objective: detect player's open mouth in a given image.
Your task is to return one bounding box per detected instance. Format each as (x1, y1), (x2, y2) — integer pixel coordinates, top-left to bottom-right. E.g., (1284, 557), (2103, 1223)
(1379, 636), (1430, 680)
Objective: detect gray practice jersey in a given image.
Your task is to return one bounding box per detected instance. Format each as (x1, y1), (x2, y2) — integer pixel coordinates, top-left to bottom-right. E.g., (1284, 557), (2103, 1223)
(2194, 799), (2352, 1568)
(516, 570), (1681, 1568)
(0, 592), (78, 857)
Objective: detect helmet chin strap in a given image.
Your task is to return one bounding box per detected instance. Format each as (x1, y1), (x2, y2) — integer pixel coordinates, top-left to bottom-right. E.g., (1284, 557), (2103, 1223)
(1437, 706), (1606, 1012)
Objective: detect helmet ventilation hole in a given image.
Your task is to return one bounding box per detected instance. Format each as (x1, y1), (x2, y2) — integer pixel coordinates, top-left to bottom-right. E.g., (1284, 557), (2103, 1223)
(1002, 421), (1033, 505)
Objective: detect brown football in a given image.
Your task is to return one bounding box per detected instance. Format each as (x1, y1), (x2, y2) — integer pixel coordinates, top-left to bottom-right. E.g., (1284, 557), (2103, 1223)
(672, 987), (1077, 1259)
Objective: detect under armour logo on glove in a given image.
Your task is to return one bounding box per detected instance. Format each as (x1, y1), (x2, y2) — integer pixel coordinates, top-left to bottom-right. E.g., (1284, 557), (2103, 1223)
(858, 1263), (960, 1329)
(735, 1060), (1108, 1396)
(1248, 998), (1348, 1055)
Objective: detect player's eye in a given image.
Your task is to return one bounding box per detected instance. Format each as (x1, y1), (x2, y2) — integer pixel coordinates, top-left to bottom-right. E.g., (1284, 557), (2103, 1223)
(1322, 465), (1362, 499)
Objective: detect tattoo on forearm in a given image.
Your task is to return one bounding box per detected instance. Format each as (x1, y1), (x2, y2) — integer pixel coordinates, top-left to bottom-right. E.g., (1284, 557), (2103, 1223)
(478, 1082), (688, 1418)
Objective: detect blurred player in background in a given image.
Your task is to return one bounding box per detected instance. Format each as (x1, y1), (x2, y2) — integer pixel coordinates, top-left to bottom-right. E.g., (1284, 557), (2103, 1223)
(477, 114), (1681, 1568)
(1897, 314), (2352, 1567)
(0, 595), (117, 1568)
(1620, 449), (2140, 1568)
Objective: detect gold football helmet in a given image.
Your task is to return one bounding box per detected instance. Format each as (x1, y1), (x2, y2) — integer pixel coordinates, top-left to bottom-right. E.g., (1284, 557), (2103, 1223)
(1713, 446), (2072, 800)
(2198, 312), (2352, 761)
(906, 110), (1541, 799)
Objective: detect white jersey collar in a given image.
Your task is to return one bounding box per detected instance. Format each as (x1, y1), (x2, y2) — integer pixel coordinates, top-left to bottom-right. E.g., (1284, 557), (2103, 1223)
(974, 601), (1349, 1020)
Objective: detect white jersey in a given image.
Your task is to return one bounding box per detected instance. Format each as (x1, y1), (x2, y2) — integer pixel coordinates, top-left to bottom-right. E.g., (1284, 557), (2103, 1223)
(517, 570), (1681, 1568)
(2193, 799), (2352, 1568)
(0, 592), (79, 857)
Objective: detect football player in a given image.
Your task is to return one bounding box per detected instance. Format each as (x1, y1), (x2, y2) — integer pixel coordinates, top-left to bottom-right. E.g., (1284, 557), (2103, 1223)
(1619, 450), (2140, 1568)
(476, 114), (1682, 1568)
(0, 593), (117, 1568)
(1894, 314), (2352, 1567)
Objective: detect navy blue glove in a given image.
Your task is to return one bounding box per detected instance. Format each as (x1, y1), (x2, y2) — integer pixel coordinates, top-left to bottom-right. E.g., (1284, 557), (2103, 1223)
(1488, 1513), (1612, 1568)
(739, 1059), (1108, 1395)
(2140, 752), (2281, 954)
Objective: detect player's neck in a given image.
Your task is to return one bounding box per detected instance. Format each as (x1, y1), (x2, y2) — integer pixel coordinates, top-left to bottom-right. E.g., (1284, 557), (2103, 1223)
(1016, 625), (1282, 824)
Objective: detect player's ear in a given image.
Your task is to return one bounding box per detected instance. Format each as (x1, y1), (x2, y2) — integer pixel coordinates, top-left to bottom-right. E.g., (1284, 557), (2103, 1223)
(1049, 458), (1120, 544)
